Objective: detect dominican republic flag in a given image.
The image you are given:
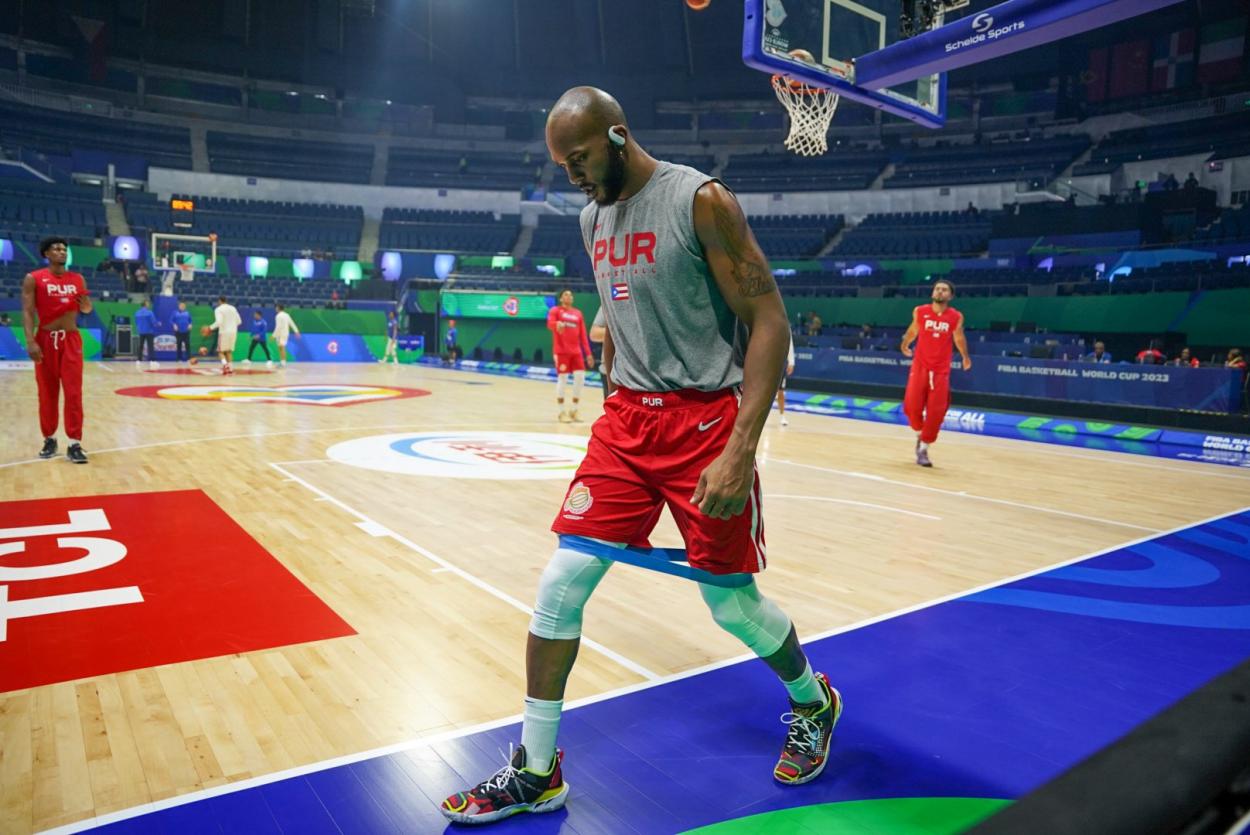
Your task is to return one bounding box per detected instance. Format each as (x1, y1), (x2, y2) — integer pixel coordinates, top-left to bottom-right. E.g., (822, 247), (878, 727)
(610, 283), (630, 301)
(1152, 29), (1195, 90)
(1198, 16), (1246, 84)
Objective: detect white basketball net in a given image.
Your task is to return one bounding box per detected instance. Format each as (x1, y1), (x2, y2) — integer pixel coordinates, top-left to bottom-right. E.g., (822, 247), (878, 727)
(771, 75), (839, 157)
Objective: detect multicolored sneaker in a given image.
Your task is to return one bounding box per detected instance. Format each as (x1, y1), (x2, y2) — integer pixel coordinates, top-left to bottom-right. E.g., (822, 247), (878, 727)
(774, 672), (841, 785)
(440, 744), (568, 824)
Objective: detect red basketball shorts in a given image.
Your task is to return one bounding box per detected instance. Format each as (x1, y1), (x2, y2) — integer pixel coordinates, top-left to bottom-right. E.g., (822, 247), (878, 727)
(552, 386), (766, 575)
(555, 352), (586, 373)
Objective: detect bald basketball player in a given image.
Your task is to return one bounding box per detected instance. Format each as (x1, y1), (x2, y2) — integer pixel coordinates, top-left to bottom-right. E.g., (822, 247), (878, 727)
(441, 87), (841, 825)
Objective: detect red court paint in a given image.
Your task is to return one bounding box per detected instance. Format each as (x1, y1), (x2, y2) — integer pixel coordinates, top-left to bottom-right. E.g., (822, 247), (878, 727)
(0, 490), (356, 692)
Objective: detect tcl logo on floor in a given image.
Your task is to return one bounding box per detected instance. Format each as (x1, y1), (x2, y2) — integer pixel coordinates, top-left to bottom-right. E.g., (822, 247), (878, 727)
(0, 490), (355, 692)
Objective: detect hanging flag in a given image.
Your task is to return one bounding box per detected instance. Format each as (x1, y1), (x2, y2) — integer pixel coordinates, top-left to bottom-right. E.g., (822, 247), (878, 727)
(1084, 46), (1109, 103)
(1108, 39), (1150, 99)
(1151, 29), (1196, 90)
(1197, 16), (1246, 83)
(70, 15), (110, 83)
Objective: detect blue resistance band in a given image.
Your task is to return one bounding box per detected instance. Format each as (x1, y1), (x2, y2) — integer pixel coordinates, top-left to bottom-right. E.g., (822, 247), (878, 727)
(558, 535), (752, 588)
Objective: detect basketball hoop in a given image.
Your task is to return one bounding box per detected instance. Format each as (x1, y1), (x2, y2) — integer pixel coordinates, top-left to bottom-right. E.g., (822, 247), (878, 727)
(771, 74), (839, 157)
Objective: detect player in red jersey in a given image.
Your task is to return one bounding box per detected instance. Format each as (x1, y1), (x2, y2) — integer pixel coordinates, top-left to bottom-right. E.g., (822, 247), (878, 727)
(546, 289), (596, 422)
(22, 237), (93, 463)
(900, 279), (971, 468)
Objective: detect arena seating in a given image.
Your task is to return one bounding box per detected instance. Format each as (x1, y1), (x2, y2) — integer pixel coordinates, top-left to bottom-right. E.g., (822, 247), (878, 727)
(0, 100), (192, 175)
(723, 150), (888, 192)
(378, 208), (519, 253)
(886, 135), (1088, 188)
(207, 131), (373, 184)
(387, 149), (537, 190)
(1073, 111), (1250, 176)
(831, 210), (995, 258)
(125, 191), (364, 259)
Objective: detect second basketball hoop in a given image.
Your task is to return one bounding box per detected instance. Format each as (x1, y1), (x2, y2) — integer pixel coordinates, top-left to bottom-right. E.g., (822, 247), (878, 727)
(770, 49), (839, 157)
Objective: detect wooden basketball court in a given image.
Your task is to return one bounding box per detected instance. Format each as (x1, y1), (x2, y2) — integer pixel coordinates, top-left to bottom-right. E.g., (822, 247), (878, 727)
(2, 360), (1248, 833)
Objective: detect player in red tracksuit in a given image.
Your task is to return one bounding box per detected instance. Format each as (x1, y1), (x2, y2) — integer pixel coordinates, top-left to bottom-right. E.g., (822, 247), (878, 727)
(546, 289), (596, 422)
(900, 279), (971, 468)
(22, 237), (93, 463)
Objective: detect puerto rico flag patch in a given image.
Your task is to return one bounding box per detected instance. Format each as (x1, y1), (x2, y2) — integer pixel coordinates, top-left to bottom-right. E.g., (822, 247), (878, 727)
(610, 282), (630, 301)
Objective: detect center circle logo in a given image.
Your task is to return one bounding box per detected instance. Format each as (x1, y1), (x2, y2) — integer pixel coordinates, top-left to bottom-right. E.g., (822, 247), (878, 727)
(326, 431), (588, 479)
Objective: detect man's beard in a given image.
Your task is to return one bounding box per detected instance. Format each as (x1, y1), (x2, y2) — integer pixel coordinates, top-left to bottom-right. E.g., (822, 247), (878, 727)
(595, 146), (627, 206)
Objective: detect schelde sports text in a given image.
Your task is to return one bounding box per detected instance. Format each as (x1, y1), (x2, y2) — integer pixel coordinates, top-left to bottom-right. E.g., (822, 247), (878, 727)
(945, 21), (1026, 53)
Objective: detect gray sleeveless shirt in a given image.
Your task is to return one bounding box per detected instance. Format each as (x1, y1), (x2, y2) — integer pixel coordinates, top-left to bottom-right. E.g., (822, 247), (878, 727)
(580, 161), (744, 393)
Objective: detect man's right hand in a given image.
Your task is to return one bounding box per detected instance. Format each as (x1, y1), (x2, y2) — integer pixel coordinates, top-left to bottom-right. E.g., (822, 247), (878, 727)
(27, 343), (43, 363)
(901, 345), (913, 357)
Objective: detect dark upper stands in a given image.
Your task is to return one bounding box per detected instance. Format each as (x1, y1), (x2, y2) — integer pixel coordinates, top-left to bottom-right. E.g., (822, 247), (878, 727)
(886, 136), (1088, 188)
(124, 190), (363, 259)
(723, 150), (888, 192)
(378, 208), (519, 253)
(1073, 112), (1250, 176)
(0, 101), (191, 177)
(387, 149), (538, 190)
(832, 210), (994, 258)
(206, 132), (373, 184)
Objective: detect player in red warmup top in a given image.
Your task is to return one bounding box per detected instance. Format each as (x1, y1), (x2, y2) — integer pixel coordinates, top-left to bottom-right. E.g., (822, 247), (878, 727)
(22, 237), (93, 463)
(546, 288), (596, 422)
(900, 279), (971, 468)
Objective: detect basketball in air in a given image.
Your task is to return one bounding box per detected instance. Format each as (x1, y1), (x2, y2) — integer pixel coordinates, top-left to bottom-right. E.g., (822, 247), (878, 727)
(188, 357), (198, 366)
(686, 0), (710, 10)
(200, 325), (212, 337)
(785, 49), (817, 91)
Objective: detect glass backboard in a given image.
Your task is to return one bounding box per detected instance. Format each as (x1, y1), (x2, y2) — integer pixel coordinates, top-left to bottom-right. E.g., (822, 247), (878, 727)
(743, 0), (947, 128)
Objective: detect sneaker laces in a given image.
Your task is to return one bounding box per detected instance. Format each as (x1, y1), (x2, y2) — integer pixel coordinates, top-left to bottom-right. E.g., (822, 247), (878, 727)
(780, 709), (824, 756)
(479, 744), (521, 794)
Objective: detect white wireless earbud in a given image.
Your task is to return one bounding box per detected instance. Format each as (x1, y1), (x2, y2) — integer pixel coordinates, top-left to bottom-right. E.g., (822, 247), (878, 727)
(608, 126), (626, 147)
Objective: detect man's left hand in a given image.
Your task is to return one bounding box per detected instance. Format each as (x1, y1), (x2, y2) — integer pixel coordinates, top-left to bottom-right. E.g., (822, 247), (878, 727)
(962, 357), (973, 371)
(690, 447), (753, 520)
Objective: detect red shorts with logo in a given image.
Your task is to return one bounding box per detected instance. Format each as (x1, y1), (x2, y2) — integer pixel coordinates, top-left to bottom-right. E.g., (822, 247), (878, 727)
(555, 352), (586, 373)
(552, 387), (766, 575)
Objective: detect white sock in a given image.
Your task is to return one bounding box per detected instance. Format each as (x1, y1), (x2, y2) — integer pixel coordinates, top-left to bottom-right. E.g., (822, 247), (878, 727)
(555, 373), (567, 401)
(571, 369), (585, 400)
(520, 696), (563, 773)
(918, 441), (929, 452)
(782, 661), (825, 707)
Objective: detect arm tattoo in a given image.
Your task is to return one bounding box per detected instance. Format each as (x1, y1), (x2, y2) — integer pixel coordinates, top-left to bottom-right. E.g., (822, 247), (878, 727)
(711, 199), (776, 298)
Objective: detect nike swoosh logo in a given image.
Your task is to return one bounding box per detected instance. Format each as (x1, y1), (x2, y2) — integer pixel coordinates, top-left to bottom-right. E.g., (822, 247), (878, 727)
(697, 417), (723, 432)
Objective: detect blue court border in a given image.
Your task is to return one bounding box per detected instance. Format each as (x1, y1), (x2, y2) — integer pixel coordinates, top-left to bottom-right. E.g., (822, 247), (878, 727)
(63, 508), (1250, 834)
